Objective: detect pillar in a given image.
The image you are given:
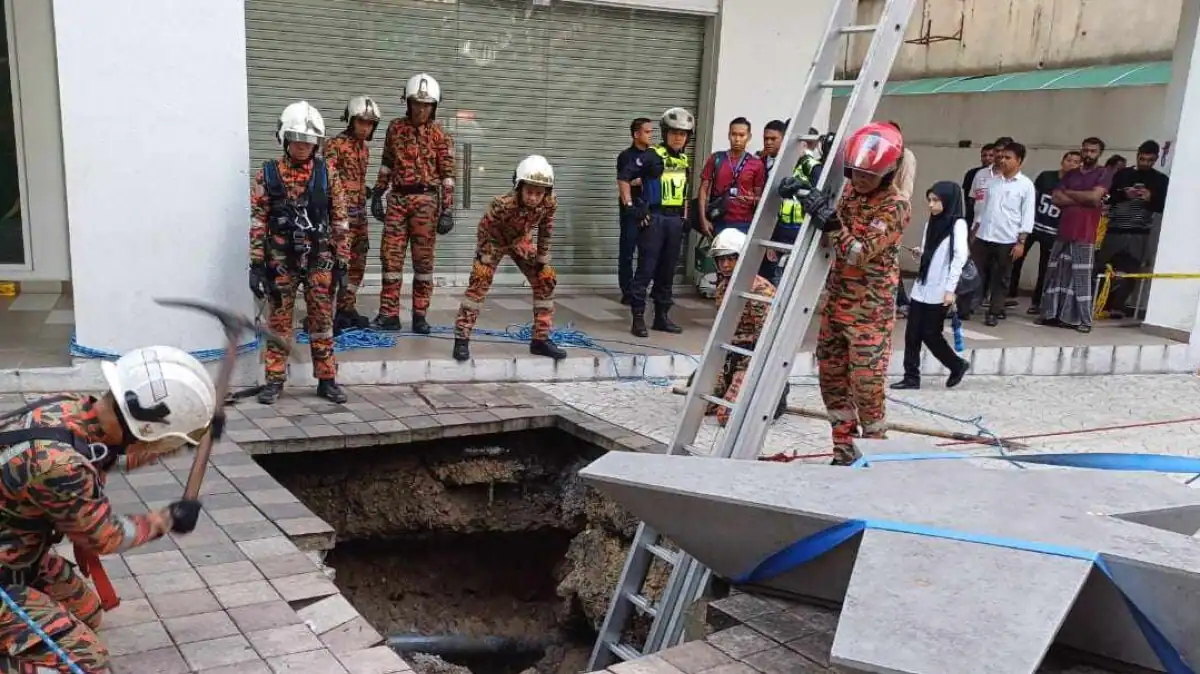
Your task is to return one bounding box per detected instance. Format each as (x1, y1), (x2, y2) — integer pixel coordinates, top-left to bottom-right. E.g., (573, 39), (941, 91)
(54, 0), (252, 355)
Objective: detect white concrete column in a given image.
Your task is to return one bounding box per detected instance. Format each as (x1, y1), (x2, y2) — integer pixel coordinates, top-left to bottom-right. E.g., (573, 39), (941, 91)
(1145, 0), (1200, 341)
(54, 0), (252, 355)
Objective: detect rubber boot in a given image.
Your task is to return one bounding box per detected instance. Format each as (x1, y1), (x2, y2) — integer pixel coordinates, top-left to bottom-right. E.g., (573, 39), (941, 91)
(316, 379), (347, 404)
(411, 313), (431, 335)
(453, 338), (471, 362)
(630, 311), (648, 338)
(372, 314), (402, 331)
(350, 310), (369, 329)
(333, 312), (356, 336)
(257, 381), (284, 405)
(652, 308), (683, 334)
(530, 339), (567, 361)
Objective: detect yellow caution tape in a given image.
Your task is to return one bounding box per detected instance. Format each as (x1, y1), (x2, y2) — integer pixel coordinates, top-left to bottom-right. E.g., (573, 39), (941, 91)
(1094, 266), (1200, 319)
(0, 282), (15, 297)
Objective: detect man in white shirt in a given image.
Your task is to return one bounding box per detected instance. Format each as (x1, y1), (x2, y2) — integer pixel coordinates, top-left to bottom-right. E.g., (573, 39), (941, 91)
(971, 141), (1036, 327)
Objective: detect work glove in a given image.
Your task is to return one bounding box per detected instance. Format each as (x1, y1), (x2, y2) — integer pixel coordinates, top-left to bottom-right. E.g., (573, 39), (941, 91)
(800, 188), (841, 232)
(629, 200), (650, 227)
(166, 499), (203, 534)
(437, 211), (455, 235)
(371, 190), (386, 222)
(249, 263), (269, 301)
(778, 176), (808, 200)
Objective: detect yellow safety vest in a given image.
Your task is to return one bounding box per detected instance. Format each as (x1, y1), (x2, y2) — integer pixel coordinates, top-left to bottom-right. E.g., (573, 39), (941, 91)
(779, 154), (819, 225)
(654, 145), (690, 207)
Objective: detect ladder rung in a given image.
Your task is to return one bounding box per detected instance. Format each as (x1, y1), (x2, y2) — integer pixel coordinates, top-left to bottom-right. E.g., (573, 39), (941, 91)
(820, 79), (858, 89)
(840, 23), (879, 34)
(757, 239), (794, 252)
(738, 291), (775, 304)
(682, 443), (707, 456)
(605, 641), (642, 662)
(700, 394), (734, 410)
(644, 542), (679, 565)
(624, 591), (658, 617)
(720, 343), (754, 358)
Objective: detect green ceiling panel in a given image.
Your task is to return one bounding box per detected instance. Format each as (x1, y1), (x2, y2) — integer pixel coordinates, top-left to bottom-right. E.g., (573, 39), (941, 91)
(832, 61), (1172, 98)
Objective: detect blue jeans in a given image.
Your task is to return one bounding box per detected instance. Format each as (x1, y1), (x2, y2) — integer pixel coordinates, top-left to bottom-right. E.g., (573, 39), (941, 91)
(618, 211), (641, 300)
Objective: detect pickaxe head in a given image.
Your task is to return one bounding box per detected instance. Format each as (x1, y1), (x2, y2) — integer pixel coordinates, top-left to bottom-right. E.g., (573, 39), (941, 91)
(155, 297), (290, 353)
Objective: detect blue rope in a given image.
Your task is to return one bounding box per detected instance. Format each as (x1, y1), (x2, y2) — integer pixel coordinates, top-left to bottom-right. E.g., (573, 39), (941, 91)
(0, 585), (86, 674)
(69, 333), (257, 363)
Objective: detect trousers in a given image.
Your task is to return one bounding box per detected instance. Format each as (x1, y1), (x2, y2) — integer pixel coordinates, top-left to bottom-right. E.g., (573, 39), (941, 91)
(454, 238), (557, 341)
(902, 300), (959, 380)
(631, 212), (683, 312)
(972, 239), (1015, 315)
(817, 310), (894, 462)
(265, 255), (336, 382)
(759, 223), (800, 287)
(336, 205), (370, 312)
(617, 211), (641, 301)
(380, 193), (438, 319)
(0, 553), (108, 673)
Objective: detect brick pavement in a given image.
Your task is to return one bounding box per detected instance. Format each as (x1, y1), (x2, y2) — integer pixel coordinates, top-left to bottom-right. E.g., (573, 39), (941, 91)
(0, 383), (664, 674)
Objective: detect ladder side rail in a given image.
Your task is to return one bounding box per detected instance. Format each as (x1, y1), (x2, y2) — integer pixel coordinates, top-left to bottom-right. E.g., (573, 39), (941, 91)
(658, 562), (711, 650)
(587, 522), (665, 669)
(643, 553), (699, 652)
(727, 0), (920, 461)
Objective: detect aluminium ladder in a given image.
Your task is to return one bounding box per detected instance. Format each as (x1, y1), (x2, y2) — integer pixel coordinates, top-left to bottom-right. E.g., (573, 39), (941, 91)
(587, 0), (919, 669)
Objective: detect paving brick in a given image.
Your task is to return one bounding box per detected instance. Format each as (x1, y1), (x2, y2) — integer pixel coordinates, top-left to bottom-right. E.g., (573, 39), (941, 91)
(266, 648), (349, 673)
(683, 664), (759, 674)
(223, 520), (285, 542)
(111, 576), (146, 600)
(108, 645), (190, 674)
(609, 655), (687, 674)
(195, 661), (273, 673)
(199, 560), (265, 588)
(318, 616), (382, 654)
(134, 482), (186, 503)
(228, 600), (305, 633)
(101, 597), (159, 629)
(297, 594), (358, 635)
(706, 625), (777, 659)
(747, 609), (814, 643)
(336, 646), (414, 674)
(137, 568), (205, 595)
(125, 550), (192, 576)
(302, 424), (343, 438)
(204, 492), (253, 510)
(247, 623), (325, 658)
(245, 488), (300, 506)
(218, 462), (272, 479)
(102, 554), (132, 579)
(127, 471), (180, 488)
(179, 634), (261, 671)
(657, 641), (735, 673)
(183, 543), (249, 567)
(164, 610), (240, 644)
(100, 620), (173, 657)
(147, 588), (222, 619)
(709, 593), (781, 623)
(741, 645), (825, 674)
(211, 506), (268, 526)
(123, 536), (179, 555)
(271, 571), (339, 603)
(228, 429), (270, 443)
(255, 502), (316, 521)
(214, 579), (282, 609)
(239, 537), (302, 560)
(254, 553), (320, 579)
(276, 517), (334, 537)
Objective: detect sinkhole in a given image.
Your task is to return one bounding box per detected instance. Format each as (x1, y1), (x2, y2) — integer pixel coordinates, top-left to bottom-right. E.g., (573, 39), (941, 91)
(254, 428), (669, 674)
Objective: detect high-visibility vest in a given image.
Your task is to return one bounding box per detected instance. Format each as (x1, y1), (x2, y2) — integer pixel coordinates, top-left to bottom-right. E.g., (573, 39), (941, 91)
(778, 153), (820, 225)
(653, 145), (690, 207)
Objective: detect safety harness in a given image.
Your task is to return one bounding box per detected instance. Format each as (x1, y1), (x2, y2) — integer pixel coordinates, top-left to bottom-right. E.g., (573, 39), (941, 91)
(262, 158), (333, 280)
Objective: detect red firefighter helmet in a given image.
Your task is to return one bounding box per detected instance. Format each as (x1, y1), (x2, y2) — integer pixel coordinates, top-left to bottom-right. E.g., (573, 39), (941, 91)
(843, 122), (904, 176)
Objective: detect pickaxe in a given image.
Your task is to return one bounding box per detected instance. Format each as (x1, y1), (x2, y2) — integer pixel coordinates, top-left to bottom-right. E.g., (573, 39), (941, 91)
(155, 298), (290, 499)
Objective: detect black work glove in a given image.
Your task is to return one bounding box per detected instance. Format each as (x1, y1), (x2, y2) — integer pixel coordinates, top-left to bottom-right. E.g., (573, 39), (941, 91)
(167, 500), (202, 534)
(371, 191), (386, 222)
(629, 200), (650, 226)
(437, 211), (455, 235)
(778, 176), (808, 200)
(800, 188), (841, 232)
(249, 263), (269, 300)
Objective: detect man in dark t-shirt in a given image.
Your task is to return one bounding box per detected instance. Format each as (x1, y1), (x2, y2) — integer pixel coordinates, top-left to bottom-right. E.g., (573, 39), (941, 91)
(616, 118), (654, 304)
(1013, 150), (1081, 313)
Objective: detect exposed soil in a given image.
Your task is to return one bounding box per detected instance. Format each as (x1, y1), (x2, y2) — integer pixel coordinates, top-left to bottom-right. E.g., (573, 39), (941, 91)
(257, 429), (669, 674)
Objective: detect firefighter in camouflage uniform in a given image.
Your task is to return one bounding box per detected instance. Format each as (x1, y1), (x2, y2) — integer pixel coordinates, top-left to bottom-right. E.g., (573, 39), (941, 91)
(452, 155), (567, 363)
(249, 101), (351, 405)
(371, 73), (456, 334)
(0, 345), (212, 673)
(326, 95), (382, 334)
(782, 122), (909, 465)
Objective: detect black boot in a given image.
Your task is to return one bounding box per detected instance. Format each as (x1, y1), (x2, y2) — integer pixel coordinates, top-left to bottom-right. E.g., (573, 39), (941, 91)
(890, 378), (920, 390)
(411, 313), (431, 335)
(316, 379), (347, 404)
(530, 339), (567, 361)
(333, 312), (355, 336)
(631, 311), (648, 338)
(652, 308), (683, 334)
(453, 338), (470, 362)
(338, 308), (368, 330)
(372, 314), (402, 331)
(257, 381), (284, 405)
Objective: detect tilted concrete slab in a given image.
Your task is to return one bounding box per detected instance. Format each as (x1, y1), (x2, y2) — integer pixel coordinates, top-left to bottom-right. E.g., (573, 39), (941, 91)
(578, 449), (1200, 673)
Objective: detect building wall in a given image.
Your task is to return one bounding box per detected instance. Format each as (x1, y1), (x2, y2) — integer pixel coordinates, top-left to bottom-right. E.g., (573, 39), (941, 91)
(845, 0), (1181, 78)
(54, 0), (252, 354)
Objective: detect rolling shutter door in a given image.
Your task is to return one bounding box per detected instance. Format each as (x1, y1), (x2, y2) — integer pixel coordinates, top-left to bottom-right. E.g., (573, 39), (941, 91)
(246, 0), (704, 289)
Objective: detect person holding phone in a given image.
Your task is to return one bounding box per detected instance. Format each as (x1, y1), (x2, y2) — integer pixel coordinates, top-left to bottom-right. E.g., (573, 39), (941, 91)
(1097, 140), (1169, 317)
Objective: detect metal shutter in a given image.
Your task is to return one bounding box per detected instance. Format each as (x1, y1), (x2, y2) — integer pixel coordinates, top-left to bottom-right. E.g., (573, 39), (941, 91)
(246, 0), (704, 289)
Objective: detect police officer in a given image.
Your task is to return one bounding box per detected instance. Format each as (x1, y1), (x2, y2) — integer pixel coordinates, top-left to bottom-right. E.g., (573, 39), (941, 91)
(326, 95), (381, 333)
(371, 73), (456, 334)
(761, 131), (827, 284)
(452, 155), (567, 362)
(618, 107), (695, 338)
(248, 101), (350, 405)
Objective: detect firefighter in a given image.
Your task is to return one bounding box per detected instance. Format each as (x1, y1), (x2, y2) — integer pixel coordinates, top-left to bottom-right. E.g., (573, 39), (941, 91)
(781, 122), (909, 465)
(452, 155), (567, 362)
(618, 107), (695, 337)
(698, 228), (788, 426)
(0, 345), (211, 674)
(371, 73), (456, 334)
(248, 101), (350, 405)
(326, 95), (381, 334)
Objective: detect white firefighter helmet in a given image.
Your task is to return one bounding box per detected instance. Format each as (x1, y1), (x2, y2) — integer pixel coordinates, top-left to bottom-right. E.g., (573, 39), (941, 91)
(276, 101), (326, 147)
(341, 95), (382, 123)
(514, 155), (554, 189)
(101, 345), (217, 445)
(404, 73), (441, 104)
(710, 228), (747, 258)
(661, 107), (696, 133)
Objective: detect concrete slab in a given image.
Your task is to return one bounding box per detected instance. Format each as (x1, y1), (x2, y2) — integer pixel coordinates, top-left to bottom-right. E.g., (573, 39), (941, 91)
(578, 451), (1200, 672)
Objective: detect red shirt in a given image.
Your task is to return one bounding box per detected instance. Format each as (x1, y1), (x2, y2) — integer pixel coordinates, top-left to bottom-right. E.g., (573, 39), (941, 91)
(1055, 167), (1111, 243)
(701, 151), (767, 223)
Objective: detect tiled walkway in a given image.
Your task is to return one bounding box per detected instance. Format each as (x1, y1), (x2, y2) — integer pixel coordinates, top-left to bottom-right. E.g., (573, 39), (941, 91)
(0, 383), (662, 674)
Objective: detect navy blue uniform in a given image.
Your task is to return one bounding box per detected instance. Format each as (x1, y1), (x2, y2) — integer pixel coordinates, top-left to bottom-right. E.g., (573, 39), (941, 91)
(616, 145), (647, 302)
(619, 144), (689, 315)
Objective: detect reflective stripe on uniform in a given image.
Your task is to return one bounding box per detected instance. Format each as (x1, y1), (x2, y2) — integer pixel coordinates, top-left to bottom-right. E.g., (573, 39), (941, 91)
(862, 420), (887, 434)
(460, 297), (483, 311)
(532, 299), (554, 310)
(309, 330), (334, 340)
(413, 273), (433, 281)
(827, 408), (857, 421)
(383, 272), (403, 282)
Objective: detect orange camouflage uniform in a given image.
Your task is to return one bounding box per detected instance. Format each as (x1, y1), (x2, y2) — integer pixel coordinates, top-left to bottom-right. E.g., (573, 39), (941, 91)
(250, 155), (349, 383)
(818, 184), (909, 463)
(710, 275), (776, 426)
(323, 133), (371, 314)
(0, 395), (174, 674)
(454, 192), (557, 340)
(374, 118), (455, 319)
